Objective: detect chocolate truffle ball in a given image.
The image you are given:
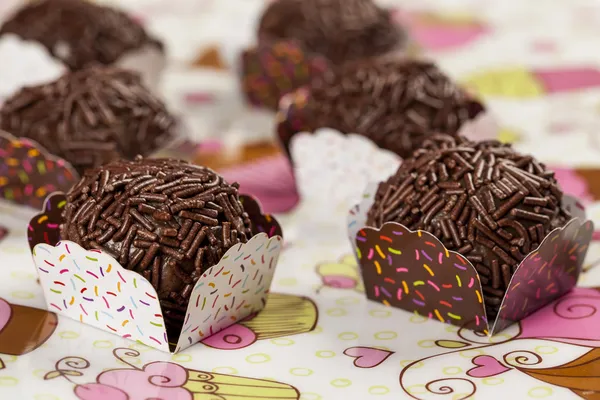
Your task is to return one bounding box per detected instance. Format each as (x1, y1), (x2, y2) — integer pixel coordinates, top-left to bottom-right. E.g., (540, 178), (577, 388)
(0, 0), (163, 71)
(0, 65), (176, 174)
(366, 134), (570, 318)
(61, 157), (253, 338)
(258, 0), (405, 65)
(278, 59), (485, 158)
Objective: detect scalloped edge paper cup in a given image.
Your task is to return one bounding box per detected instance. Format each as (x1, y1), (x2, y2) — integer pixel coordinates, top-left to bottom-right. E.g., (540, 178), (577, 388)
(347, 183), (594, 335)
(29, 192), (283, 353)
(288, 128), (401, 235)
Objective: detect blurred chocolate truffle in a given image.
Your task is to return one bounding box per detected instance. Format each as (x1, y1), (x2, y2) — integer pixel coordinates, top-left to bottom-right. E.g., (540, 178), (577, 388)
(278, 59), (485, 158)
(61, 157), (253, 338)
(366, 134), (569, 318)
(0, 65), (177, 174)
(257, 0), (405, 65)
(0, 0), (164, 88)
(241, 0), (406, 111)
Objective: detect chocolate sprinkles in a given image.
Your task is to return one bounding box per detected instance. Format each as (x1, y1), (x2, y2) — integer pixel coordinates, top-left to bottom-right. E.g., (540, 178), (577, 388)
(61, 157), (253, 340)
(366, 134), (570, 318)
(257, 0), (405, 65)
(0, 65), (176, 175)
(278, 59), (485, 158)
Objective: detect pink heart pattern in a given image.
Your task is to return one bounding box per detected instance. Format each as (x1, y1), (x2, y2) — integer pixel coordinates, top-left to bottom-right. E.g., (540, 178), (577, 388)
(343, 346), (394, 369)
(467, 355), (511, 378)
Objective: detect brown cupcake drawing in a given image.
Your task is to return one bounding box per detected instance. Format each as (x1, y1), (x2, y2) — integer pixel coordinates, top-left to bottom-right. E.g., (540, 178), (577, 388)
(518, 348), (600, 399)
(0, 297), (58, 356)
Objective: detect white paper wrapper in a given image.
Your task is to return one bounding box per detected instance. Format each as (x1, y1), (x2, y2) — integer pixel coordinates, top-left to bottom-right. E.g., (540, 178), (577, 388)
(0, 34), (66, 103)
(289, 128), (401, 238)
(33, 232), (282, 353)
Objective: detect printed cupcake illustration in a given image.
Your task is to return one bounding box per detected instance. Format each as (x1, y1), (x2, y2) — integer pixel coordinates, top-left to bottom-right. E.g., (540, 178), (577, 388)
(66, 348), (300, 400)
(463, 66), (600, 99)
(202, 293), (317, 350)
(399, 287), (600, 399)
(316, 254), (364, 293)
(0, 298), (57, 356)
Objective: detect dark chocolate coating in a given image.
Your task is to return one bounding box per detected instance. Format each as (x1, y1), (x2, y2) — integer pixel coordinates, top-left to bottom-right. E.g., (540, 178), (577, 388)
(278, 59), (485, 158)
(0, 65), (176, 175)
(0, 0), (163, 70)
(366, 134), (570, 318)
(258, 0), (405, 65)
(60, 157), (253, 339)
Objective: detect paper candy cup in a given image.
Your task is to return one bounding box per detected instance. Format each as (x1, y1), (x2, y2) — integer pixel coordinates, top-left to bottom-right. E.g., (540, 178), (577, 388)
(0, 130), (79, 209)
(289, 128), (401, 227)
(347, 184), (594, 335)
(29, 192), (283, 353)
(240, 40), (330, 111)
(0, 115), (189, 209)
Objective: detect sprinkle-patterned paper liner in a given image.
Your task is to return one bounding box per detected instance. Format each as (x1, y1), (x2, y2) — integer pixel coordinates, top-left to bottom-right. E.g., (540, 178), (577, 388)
(175, 234), (281, 352)
(348, 184), (594, 335)
(239, 195), (283, 238)
(240, 40), (330, 111)
(0, 130), (79, 209)
(290, 129), (401, 226)
(32, 233), (282, 353)
(28, 192), (283, 353)
(27, 192), (66, 251)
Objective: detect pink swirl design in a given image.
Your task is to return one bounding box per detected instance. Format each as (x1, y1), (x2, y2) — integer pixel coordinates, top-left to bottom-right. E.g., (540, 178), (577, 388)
(75, 362), (192, 400)
(553, 295), (597, 320)
(520, 287), (600, 341)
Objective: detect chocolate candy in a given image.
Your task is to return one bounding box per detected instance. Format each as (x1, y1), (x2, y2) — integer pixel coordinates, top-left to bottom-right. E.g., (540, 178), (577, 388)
(257, 0), (405, 65)
(366, 134), (570, 318)
(0, 65), (176, 174)
(0, 0), (163, 70)
(241, 41), (330, 110)
(60, 157), (253, 338)
(278, 59), (485, 158)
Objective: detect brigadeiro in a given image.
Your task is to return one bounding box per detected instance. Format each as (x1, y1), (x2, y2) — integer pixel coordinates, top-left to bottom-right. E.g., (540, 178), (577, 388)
(257, 0), (406, 65)
(240, 0), (407, 111)
(60, 156), (253, 339)
(0, 65), (177, 175)
(366, 134), (570, 319)
(0, 0), (165, 90)
(278, 59), (485, 159)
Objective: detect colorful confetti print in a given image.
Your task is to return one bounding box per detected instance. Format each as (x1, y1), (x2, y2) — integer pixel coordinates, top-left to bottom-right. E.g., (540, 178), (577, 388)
(175, 233), (282, 352)
(355, 222), (488, 333)
(494, 218), (593, 333)
(0, 131), (78, 209)
(241, 40), (329, 110)
(32, 240), (170, 352)
(27, 192), (66, 251)
(350, 185), (594, 335)
(239, 195), (284, 238)
(31, 233), (282, 353)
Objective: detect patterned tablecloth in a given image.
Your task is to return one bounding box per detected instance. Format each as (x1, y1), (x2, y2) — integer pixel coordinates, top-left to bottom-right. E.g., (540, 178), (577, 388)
(3, 0), (600, 399)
